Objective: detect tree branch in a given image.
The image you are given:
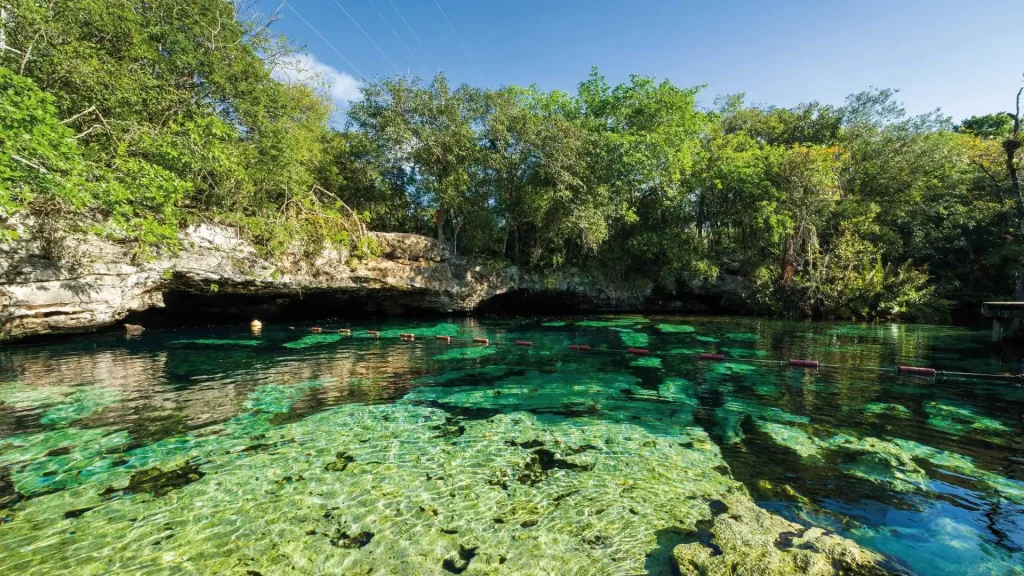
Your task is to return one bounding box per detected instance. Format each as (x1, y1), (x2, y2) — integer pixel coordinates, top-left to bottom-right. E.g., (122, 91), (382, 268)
(61, 106), (98, 125)
(11, 154), (48, 173)
(19, 44), (32, 73)
(312, 184), (367, 237)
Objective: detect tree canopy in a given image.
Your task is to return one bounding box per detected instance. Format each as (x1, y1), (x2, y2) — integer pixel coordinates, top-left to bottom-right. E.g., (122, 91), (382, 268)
(1, 1), (1021, 321)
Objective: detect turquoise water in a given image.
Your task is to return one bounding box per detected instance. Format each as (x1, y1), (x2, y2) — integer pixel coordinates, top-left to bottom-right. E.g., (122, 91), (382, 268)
(0, 317), (1021, 575)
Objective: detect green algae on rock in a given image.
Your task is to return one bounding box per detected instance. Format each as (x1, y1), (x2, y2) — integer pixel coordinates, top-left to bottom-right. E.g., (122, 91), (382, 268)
(655, 324), (695, 333)
(711, 362), (758, 376)
(616, 330), (649, 348)
(0, 382), (121, 427)
(630, 356), (663, 369)
(283, 333), (342, 348)
(719, 347), (768, 358)
(924, 402), (1011, 436)
(863, 403), (911, 418)
(0, 390), (895, 576)
(822, 435), (929, 493)
(665, 347), (706, 355)
(757, 422), (823, 460)
(713, 400), (810, 445)
(1, 318), (1018, 576)
(432, 346), (499, 361)
(169, 338), (263, 347)
(671, 494), (892, 576)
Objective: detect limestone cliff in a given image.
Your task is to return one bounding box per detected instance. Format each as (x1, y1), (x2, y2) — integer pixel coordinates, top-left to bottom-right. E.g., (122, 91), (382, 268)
(5, 224), (741, 342)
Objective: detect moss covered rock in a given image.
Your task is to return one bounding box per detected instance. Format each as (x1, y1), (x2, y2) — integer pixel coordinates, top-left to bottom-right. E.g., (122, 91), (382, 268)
(671, 494), (894, 576)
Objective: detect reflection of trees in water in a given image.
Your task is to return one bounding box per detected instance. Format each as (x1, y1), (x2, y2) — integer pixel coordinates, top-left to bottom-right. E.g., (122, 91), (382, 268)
(0, 341), (444, 443)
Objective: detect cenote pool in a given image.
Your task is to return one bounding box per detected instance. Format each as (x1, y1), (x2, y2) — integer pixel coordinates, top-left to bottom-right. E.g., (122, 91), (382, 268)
(0, 317), (1021, 575)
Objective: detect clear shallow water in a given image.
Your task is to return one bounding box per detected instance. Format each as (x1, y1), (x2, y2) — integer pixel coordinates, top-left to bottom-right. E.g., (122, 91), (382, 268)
(0, 317), (1021, 575)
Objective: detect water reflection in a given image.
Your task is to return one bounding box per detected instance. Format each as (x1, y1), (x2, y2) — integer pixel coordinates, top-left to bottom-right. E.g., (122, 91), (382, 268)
(0, 317), (1021, 575)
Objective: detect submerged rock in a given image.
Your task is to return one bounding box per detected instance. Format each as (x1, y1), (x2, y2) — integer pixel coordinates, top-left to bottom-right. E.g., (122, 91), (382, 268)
(0, 390), (899, 576)
(671, 495), (894, 575)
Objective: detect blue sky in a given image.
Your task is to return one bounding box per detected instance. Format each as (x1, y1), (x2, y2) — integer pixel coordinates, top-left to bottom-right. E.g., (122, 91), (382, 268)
(259, 0), (1024, 121)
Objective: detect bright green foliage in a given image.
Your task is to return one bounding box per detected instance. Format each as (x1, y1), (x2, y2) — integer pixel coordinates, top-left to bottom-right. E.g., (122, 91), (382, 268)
(0, 0), (357, 256)
(1, 0), (1018, 320)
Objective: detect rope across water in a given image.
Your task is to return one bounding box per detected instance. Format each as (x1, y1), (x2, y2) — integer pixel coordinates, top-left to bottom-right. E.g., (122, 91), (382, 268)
(299, 326), (1024, 385)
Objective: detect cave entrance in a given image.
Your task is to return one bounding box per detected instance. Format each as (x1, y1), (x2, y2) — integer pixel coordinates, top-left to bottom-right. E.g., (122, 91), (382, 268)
(119, 289), (450, 330)
(475, 289), (602, 316)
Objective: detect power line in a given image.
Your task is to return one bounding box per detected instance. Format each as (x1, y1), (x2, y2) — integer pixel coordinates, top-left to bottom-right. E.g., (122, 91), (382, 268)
(330, 0), (400, 73)
(432, 0), (483, 82)
(386, 0), (441, 72)
(282, 0), (365, 79)
(367, 0), (417, 67)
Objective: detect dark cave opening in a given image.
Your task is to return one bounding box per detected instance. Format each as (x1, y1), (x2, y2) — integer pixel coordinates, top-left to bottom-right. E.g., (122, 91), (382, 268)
(119, 289), (454, 330)
(474, 289), (616, 316)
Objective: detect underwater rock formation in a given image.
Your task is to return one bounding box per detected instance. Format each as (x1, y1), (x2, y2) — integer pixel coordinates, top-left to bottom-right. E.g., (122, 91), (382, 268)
(671, 495), (894, 575)
(0, 374), (900, 576)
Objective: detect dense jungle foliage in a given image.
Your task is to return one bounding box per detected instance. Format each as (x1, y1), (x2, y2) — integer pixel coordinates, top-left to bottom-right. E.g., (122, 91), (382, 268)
(1, 1), (1022, 321)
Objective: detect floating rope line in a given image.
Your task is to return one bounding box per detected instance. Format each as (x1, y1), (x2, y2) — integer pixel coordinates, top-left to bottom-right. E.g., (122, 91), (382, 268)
(303, 326), (1024, 384)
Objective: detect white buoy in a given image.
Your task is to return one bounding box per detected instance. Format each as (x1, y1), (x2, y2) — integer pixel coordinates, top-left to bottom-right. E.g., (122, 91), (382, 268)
(250, 319), (263, 334)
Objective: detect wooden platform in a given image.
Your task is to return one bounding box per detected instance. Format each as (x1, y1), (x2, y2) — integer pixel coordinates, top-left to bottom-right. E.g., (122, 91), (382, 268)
(982, 302), (1024, 318)
(982, 302), (1024, 341)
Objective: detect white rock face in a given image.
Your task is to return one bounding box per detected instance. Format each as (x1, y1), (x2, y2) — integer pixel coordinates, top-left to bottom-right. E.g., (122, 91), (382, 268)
(4, 224), (756, 342)
(0, 225), (519, 341)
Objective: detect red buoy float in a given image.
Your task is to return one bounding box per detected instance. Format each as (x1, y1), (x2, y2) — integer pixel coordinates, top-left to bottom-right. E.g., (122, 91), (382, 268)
(789, 359), (820, 368)
(436, 335), (452, 343)
(627, 348), (650, 355)
(473, 338), (489, 345)
(338, 328), (351, 335)
(366, 330), (380, 338)
(514, 341), (533, 347)
(698, 353), (725, 361)
(898, 366), (937, 377)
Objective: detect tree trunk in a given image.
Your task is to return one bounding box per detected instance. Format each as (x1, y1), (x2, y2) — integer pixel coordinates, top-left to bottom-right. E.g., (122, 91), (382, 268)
(435, 209), (446, 244)
(1005, 88), (1023, 336)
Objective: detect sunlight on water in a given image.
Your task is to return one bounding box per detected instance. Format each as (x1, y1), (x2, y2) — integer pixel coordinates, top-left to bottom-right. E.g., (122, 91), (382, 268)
(0, 317), (1021, 575)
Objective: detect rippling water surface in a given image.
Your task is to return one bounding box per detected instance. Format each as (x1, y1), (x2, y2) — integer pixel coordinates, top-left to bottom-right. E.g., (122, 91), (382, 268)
(0, 317), (1021, 575)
